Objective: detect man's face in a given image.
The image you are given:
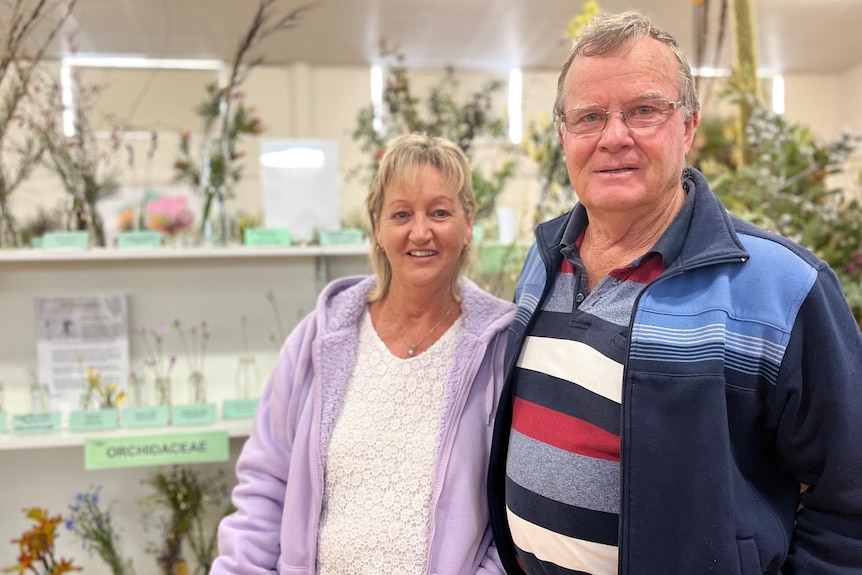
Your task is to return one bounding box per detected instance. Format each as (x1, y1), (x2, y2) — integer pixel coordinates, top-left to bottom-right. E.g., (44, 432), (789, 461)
(558, 37), (699, 222)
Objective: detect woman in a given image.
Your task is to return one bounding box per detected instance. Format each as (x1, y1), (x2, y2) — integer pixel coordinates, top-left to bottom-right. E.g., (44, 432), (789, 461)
(212, 133), (515, 575)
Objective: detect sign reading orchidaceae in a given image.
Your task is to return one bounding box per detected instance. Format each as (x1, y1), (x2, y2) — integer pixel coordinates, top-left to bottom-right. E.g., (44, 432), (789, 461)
(84, 430), (229, 470)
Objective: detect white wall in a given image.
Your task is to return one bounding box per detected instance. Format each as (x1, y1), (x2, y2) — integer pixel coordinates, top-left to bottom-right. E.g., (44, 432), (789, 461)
(8, 59), (860, 246)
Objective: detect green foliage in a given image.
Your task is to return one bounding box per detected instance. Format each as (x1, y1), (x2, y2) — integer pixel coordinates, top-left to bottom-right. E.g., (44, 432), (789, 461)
(351, 40), (517, 222)
(696, 75), (862, 325)
(521, 113), (572, 225)
(173, 83), (263, 198)
(138, 466), (232, 575)
(66, 487), (135, 575)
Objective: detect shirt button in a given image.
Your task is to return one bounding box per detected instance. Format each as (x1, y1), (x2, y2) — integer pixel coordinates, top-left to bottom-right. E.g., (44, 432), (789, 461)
(575, 292), (585, 303)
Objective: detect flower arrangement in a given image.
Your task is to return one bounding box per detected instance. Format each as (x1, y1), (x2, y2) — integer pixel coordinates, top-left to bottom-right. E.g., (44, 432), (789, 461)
(65, 487), (134, 575)
(78, 361), (126, 410)
(138, 466), (234, 575)
(37, 65), (128, 247)
(137, 323), (177, 407)
(4, 508), (82, 575)
(0, 0), (77, 247)
(145, 195), (195, 238)
(173, 0), (310, 245)
(173, 320), (210, 404)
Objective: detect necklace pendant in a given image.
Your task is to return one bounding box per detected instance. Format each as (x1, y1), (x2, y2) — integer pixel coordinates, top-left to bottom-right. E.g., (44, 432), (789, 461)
(408, 346), (416, 357)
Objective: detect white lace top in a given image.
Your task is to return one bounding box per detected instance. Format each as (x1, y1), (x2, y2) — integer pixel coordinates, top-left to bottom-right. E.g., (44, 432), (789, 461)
(316, 309), (462, 575)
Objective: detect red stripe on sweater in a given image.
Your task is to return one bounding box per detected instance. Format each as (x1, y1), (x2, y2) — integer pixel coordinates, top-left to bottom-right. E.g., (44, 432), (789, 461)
(512, 396), (620, 462)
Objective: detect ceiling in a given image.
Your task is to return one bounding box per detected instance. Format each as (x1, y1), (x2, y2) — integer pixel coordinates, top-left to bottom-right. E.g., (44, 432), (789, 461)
(34, 0), (862, 75)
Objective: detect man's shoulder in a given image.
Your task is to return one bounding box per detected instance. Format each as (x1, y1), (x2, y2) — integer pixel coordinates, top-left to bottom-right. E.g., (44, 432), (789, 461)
(730, 216), (828, 273)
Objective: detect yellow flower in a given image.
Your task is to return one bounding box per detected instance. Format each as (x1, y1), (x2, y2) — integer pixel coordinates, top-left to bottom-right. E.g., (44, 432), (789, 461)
(85, 367), (101, 389)
(565, 0), (602, 40)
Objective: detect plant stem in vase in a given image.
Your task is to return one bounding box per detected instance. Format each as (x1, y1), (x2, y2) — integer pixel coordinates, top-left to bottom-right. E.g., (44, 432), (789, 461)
(188, 370), (206, 404)
(154, 375), (172, 408)
(235, 354), (260, 399)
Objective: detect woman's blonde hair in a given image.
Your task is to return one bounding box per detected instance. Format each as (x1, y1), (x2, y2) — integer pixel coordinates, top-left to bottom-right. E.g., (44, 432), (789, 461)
(366, 133), (476, 302)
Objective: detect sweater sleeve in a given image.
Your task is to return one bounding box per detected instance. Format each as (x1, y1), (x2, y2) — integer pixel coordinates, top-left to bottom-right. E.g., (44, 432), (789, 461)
(776, 267), (862, 573)
(210, 314), (317, 575)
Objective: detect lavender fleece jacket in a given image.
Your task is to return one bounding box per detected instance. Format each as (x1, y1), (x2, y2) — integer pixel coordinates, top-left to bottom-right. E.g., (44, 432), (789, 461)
(212, 275), (516, 575)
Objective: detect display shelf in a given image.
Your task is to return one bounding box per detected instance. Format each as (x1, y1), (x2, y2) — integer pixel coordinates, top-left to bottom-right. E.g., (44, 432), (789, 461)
(0, 242), (370, 456)
(0, 244), (370, 263)
(0, 417), (253, 451)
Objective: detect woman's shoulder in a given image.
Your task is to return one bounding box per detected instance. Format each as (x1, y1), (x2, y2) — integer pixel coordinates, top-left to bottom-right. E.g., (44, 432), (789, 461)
(460, 279), (516, 336)
(318, 275), (376, 330)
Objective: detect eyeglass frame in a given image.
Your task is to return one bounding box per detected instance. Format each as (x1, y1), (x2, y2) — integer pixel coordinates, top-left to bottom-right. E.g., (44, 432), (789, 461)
(557, 98), (685, 135)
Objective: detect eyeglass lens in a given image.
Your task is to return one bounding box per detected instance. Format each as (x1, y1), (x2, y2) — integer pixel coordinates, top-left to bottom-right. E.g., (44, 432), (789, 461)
(563, 99), (677, 134)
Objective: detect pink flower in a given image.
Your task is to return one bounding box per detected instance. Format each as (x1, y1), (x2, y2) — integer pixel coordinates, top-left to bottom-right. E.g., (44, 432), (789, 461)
(146, 195), (194, 235)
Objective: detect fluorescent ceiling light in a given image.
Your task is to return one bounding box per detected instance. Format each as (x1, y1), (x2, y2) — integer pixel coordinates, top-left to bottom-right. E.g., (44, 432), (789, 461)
(62, 56), (224, 70)
(508, 68), (522, 144)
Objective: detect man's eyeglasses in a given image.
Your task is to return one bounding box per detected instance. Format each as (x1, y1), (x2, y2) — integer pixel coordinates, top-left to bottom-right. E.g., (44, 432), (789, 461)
(558, 98), (684, 135)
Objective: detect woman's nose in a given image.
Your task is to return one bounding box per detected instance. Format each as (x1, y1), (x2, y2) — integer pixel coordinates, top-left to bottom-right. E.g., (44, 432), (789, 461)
(409, 215), (432, 242)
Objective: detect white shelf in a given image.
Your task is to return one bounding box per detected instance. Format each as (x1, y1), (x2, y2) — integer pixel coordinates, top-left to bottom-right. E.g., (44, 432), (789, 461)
(0, 418), (253, 451)
(0, 244), (370, 263)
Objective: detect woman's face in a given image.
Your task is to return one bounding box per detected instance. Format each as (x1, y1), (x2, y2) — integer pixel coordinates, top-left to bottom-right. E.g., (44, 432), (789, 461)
(374, 163), (473, 295)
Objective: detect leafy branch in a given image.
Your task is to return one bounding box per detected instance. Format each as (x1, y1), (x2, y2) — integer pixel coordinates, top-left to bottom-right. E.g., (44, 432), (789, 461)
(351, 39), (516, 223)
(173, 0), (312, 241)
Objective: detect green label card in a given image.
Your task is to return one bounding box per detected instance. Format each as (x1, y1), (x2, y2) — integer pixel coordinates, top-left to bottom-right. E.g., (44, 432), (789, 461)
(222, 398), (259, 420)
(69, 409), (118, 432)
(318, 228), (364, 245)
(172, 403), (217, 426)
(42, 231), (90, 250)
(243, 228), (292, 246)
(117, 231), (163, 248)
(84, 429), (230, 470)
(123, 406), (170, 428)
(0, 411), (6, 432)
(12, 412), (62, 434)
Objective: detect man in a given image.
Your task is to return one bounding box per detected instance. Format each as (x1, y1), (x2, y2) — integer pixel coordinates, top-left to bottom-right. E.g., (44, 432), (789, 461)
(488, 11), (862, 575)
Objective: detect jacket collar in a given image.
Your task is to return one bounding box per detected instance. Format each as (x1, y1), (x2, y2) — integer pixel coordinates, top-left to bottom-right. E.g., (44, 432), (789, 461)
(533, 167), (750, 273)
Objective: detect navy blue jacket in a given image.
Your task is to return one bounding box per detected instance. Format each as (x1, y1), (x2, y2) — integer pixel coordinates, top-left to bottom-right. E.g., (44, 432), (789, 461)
(488, 168), (862, 574)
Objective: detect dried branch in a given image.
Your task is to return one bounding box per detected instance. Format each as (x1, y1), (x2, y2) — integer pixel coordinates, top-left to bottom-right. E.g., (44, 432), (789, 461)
(0, 0), (78, 246)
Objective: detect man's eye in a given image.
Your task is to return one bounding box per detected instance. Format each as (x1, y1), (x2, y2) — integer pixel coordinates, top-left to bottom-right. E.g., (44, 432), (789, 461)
(578, 110), (603, 123)
(631, 104), (658, 116)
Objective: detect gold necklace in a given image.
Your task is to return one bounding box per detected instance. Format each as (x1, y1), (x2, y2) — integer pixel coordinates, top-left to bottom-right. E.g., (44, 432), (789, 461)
(392, 301), (455, 357)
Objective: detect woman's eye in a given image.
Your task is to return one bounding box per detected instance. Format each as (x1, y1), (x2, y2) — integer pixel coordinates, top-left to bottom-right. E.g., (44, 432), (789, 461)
(433, 209), (450, 218)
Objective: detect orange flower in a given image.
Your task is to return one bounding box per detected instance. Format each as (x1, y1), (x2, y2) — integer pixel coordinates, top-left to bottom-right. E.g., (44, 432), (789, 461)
(4, 508), (82, 575)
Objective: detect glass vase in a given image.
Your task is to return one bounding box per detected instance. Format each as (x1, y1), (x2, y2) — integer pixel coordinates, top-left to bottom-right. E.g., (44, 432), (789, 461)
(188, 370), (206, 404)
(154, 375), (172, 408)
(0, 201), (21, 248)
(64, 195), (106, 247)
(199, 187), (238, 247)
(235, 354), (260, 399)
(30, 382), (50, 413)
